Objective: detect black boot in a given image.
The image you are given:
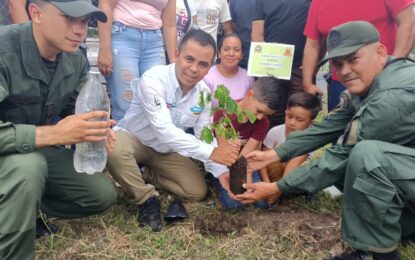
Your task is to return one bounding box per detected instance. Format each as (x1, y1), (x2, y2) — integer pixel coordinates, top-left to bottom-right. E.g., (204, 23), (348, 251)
(372, 250), (400, 260)
(138, 197), (162, 232)
(325, 250), (370, 260)
(164, 198), (188, 224)
(35, 218), (59, 239)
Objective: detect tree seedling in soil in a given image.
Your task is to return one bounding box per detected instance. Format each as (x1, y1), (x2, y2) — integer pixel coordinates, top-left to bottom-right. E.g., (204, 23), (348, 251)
(199, 85), (256, 194)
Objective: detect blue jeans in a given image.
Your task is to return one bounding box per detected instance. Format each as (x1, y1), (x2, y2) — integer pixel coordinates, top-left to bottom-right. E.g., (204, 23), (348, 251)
(216, 171), (269, 210)
(328, 79), (346, 111)
(108, 22), (166, 121)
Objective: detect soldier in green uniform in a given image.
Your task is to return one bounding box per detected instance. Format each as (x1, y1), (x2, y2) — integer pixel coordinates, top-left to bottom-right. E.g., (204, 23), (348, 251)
(0, 0), (117, 259)
(237, 21), (415, 260)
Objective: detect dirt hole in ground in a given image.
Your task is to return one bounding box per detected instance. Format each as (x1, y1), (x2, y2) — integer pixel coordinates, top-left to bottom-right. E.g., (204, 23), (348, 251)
(194, 212), (248, 236)
(194, 201), (341, 252)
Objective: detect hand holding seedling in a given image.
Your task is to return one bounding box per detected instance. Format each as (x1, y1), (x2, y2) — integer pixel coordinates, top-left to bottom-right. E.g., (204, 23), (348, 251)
(199, 85), (257, 194)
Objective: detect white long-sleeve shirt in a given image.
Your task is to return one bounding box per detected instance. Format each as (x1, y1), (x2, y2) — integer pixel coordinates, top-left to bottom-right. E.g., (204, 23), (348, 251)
(115, 64), (214, 162)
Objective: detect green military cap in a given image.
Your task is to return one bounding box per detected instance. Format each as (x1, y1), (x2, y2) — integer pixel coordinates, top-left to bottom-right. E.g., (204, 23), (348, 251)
(318, 21), (380, 66)
(48, 0), (107, 22)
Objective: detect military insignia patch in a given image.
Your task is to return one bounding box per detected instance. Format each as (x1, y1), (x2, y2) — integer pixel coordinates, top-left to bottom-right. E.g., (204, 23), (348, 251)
(328, 31), (341, 49)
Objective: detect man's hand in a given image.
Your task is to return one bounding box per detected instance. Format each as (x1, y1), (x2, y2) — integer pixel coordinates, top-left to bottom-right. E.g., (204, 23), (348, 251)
(245, 149), (280, 172)
(218, 172), (238, 200)
(210, 139), (240, 166)
(97, 47), (113, 76)
(236, 182), (282, 204)
(36, 111), (116, 147)
(265, 193), (280, 205)
(106, 128), (117, 153)
(304, 83), (323, 96)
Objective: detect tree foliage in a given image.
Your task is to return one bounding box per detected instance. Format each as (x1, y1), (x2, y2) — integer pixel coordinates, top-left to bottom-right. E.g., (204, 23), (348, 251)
(198, 84), (257, 144)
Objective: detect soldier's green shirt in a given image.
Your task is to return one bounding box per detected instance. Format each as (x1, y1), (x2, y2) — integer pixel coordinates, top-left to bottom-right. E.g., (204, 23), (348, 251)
(0, 22), (88, 155)
(275, 58), (415, 194)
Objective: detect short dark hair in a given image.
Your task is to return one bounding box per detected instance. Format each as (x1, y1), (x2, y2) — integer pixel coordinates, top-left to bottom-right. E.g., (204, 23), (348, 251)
(287, 92), (322, 119)
(178, 29), (217, 62)
(216, 32), (243, 63)
(251, 77), (282, 111)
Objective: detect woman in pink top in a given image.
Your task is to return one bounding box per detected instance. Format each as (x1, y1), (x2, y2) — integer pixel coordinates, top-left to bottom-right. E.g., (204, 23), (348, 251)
(204, 33), (254, 106)
(97, 0), (177, 121)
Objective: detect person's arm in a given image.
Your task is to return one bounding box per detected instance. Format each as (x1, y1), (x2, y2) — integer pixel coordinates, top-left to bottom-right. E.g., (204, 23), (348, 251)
(216, 136), (228, 145)
(219, 0), (232, 34)
(7, 0), (29, 24)
(277, 93), (355, 162)
(357, 85), (415, 143)
(251, 20), (264, 42)
(244, 100), (353, 172)
(302, 37), (323, 95)
(222, 20), (233, 34)
(259, 146), (272, 183)
(35, 112), (114, 147)
(229, 0), (237, 32)
(231, 21), (237, 32)
(272, 65), (415, 198)
(39, 57), (116, 149)
(162, 0), (177, 63)
(236, 181), (282, 204)
(392, 4), (415, 58)
(240, 137), (261, 157)
(251, 0), (264, 42)
(282, 155), (307, 177)
(240, 137), (261, 186)
(0, 67), (33, 154)
(0, 53), (115, 155)
(97, 0), (117, 76)
(138, 75), (238, 165)
(0, 111), (113, 155)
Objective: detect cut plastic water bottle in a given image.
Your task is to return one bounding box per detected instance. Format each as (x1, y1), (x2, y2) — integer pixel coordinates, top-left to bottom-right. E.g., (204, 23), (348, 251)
(73, 72), (110, 174)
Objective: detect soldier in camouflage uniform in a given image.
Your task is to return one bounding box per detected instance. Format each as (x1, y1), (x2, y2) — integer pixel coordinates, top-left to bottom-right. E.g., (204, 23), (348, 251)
(237, 21), (415, 260)
(0, 0), (116, 259)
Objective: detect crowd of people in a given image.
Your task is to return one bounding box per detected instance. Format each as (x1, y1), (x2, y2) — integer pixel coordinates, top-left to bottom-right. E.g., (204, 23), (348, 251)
(1, 0), (415, 259)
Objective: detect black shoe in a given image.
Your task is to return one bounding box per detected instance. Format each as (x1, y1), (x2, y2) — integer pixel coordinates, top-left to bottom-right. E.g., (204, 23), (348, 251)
(372, 250), (400, 260)
(138, 197), (162, 232)
(164, 198), (188, 224)
(326, 250), (370, 260)
(35, 218), (59, 239)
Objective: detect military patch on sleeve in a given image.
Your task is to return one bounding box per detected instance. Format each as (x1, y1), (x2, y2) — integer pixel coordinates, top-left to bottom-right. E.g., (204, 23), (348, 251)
(332, 90), (353, 112)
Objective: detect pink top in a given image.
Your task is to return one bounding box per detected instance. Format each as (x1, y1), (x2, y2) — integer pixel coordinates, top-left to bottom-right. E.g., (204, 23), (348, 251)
(204, 65), (254, 106)
(113, 0), (169, 29)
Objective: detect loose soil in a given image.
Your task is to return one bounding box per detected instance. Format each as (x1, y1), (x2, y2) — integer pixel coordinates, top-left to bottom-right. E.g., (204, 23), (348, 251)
(229, 156), (247, 195)
(194, 200), (342, 253)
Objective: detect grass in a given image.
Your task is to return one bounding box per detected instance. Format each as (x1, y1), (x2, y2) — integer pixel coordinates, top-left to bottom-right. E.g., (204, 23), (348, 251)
(35, 184), (415, 259)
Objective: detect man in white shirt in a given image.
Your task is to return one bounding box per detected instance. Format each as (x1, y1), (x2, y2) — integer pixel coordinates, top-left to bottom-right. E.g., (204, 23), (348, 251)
(107, 29), (240, 232)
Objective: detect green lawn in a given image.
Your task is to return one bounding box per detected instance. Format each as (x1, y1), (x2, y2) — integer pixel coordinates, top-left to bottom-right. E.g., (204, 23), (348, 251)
(36, 187), (415, 259)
